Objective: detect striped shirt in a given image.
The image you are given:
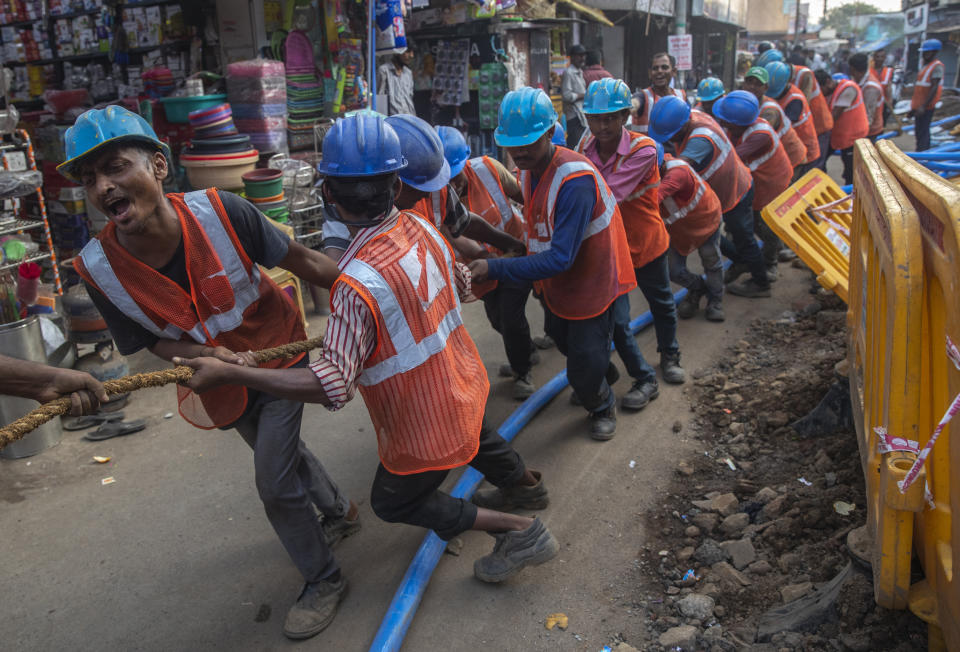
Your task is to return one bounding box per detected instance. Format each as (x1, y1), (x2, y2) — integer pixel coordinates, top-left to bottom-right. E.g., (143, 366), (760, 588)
(309, 210), (472, 410)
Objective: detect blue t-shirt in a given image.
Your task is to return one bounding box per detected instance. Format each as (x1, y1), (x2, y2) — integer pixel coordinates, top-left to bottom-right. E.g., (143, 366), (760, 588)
(680, 137), (715, 176)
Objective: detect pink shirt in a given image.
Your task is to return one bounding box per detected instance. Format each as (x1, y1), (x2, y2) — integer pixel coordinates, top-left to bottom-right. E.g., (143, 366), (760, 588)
(581, 128), (658, 202)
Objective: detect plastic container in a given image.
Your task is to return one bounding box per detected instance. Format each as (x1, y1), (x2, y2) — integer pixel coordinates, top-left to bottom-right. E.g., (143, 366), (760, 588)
(160, 94), (229, 123)
(242, 168), (283, 198)
(231, 102), (287, 119)
(17, 262), (41, 305)
(226, 58), (286, 78)
(182, 150), (259, 191)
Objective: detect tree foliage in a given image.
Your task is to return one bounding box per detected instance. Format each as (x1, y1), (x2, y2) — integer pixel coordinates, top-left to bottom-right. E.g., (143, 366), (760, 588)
(823, 2), (881, 33)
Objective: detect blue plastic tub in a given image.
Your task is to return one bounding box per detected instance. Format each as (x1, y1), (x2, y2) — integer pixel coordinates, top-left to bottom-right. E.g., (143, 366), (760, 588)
(160, 94), (229, 123)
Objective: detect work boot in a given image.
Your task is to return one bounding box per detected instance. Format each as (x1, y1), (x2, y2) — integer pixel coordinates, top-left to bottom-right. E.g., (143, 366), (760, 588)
(512, 374), (536, 401)
(660, 352), (686, 384)
(705, 300), (725, 322)
(589, 404), (617, 441)
(321, 512), (361, 549)
(570, 362), (619, 405)
(533, 335), (555, 350)
(766, 263), (779, 283)
(724, 262), (749, 284)
(621, 380), (659, 411)
(677, 282), (705, 319)
(498, 351), (540, 378)
(778, 248), (797, 262)
(474, 517), (559, 583)
(727, 278), (772, 298)
(472, 470), (549, 511)
(283, 576), (348, 640)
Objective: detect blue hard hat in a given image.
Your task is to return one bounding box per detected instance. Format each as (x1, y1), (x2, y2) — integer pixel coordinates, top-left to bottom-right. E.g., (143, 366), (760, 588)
(317, 112), (407, 178)
(765, 61), (793, 98)
(755, 49), (784, 67)
(656, 142), (664, 167)
(712, 90), (759, 127)
(385, 114), (450, 192)
(583, 78), (632, 115)
(58, 105), (172, 183)
(552, 121), (566, 145)
(920, 39), (942, 52)
(648, 95), (691, 143)
(697, 77), (725, 102)
(495, 87), (558, 147)
(832, 72), (850, 82)
(436, 125), (471, 178)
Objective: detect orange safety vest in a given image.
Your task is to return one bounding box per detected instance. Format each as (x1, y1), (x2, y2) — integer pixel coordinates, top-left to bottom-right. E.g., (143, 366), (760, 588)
(634, 86), (687, 133)
(734, 117), (793, 211)
(659, 156), (722, 256)
(912, 59), (944, 111)
(828, 78), (869, 150)
(576, 129), (668, 269)
(875, 66), (893, 99)
(859, 75), (885, 136)
(74, 189), (306, 429)
(760, 96), (807, 167)
(334, 211), (487, 475)
(413, 186), (449, 230)
(518, 146), (636, 319)
(777, 84), (820, 164)
(460, 156), (525, 298)
(677, 110), (752, 213)
(793, 65), (834, 134)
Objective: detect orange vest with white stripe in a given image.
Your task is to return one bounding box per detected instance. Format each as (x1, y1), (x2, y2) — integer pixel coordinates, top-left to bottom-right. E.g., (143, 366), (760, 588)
(734, 117), (793, 210)
(635, 86), (687, 133)
(334, 211), (488, 475)
(828, 79), (869, 150)
(519, 146), (636, 319)
(777, 84), (820, 163)
(413, 186), (448, 229)
(460, 156), (525, 298)
(659, 156), (722, 256)
(74, 189), (306, 429)
(678, 110), (752, 213)
(760, 96), (807, 167)
(912, 59), (944, 111)
(876, 66), (893, 92)
(576, 130), (667, 269)
(793, 65), (834, 134)
(860, 76), (885, 136)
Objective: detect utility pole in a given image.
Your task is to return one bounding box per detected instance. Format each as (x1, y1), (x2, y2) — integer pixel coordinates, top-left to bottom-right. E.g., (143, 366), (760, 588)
(794, 0), (802, 46)
(674, 0), (687, 88)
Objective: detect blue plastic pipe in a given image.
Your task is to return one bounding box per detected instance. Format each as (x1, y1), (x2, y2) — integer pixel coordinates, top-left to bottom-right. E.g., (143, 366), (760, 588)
(368, 284), (688, 651)
(876, 113), (960, 140)
(905, 151), (960, 160)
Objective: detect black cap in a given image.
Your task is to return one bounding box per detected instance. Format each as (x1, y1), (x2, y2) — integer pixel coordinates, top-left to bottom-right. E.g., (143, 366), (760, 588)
(569, 44), (587, 55)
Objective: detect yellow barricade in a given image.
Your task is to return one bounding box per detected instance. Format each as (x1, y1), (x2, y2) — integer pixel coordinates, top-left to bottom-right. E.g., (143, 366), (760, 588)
(848, 139), (924, 611)
(877, 140), (960, 651)
(264, 217), (308, 330)
(761, 169), (852, 302)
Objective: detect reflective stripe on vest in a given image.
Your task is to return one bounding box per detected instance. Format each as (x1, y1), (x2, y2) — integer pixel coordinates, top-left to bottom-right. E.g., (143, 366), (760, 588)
(741, 121), (780, 171)
(786, 90), (812, 127)
(762, 99), (791, 138)
(467, 158), (511, 229)
(917, 60), (944, 87)
(831, 79), (864, 113)
(78, 190), (260, 344)
(625, 180), (660, 202)
(661, 159), (704, 225)
(689, 126), (733, 181)
(639, 87), (685, 132)
(796, 67), (820, 98)
(348, 215), (462, 386)
(431, 191), (443, 226)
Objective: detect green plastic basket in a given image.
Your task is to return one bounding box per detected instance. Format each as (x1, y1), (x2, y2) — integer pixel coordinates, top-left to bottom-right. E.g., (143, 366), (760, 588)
(159, 94), (229, 123)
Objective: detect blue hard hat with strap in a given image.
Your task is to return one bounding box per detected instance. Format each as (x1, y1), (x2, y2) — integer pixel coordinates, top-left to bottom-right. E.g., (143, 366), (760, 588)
(647, 95), (691, 143)
(697, 77), (725, 102)
(656, 142), (664, 167)
(385, 114), (450, 192)
(832, 72), (849, 81)
(765, 61), (793, 98)
(58, 105), (172, 183)
(435, 125), (471, 178)
(712, 90), (759, 127)
(755, 49), (783, 68)
(583, 78), (632, 115)
(495, 87), (558, 147)
(920, 39), (942, 52)
(317, 111), (407, 177)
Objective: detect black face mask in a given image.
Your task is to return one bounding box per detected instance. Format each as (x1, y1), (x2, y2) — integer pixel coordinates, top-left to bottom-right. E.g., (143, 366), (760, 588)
(321, 179), (397, 229)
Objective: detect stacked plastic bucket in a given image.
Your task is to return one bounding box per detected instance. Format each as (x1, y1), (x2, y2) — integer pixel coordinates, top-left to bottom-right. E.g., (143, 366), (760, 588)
(181, 103), (257, 191)
(242, 168), (287, 223)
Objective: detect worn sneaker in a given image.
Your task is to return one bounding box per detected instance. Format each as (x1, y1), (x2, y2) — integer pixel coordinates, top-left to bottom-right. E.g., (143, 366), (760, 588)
(621, 380), (659, 411)
(724, 262), (749, 284)
(766, 264), (779, 283)
(533, 335), (555, 350)
(498, 351), (541, 378)
(677, 285), (704, 319)
(283, 576), (348, 640)
(473, 517), (559, 583)
(660, 352), (686, 385)
(727, 279), (772, 298)
(472, 470), (549, 511)
(321, 514), (361, 549)
(778, 248), (797, 262)
(705, 300), (725, 322)
(512, 374), (536, 400)
(589, 404), (617, 440)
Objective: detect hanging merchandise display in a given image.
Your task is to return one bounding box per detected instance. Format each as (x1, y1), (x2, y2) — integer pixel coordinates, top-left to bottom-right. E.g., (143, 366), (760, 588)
(375, 0), (407, 54)
(478, 62), (509, 129)
(284, 30), (324, 151)
(433, 39), (470, 106)
(227, 58), (288, 155)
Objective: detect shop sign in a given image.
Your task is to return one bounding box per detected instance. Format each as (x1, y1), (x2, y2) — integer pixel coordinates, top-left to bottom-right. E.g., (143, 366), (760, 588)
(668, 34), (693, 71)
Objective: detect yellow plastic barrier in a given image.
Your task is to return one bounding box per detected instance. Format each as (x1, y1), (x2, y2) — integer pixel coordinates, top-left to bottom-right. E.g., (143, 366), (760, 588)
(761, 169), (852, 302)
(264, 217), (308, 330)
(847, 139), (924, 610)
(877, 140), (960, 651)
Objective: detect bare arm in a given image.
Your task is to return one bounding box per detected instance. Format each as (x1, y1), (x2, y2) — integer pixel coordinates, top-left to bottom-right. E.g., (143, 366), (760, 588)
(151, 340), (257, 367)
(175, 358), (331, 405)
(462, 214), (525, 254)
(0, 355), (109, 415)
(450, 235), (489, 260)
(277, 240), (342, 289)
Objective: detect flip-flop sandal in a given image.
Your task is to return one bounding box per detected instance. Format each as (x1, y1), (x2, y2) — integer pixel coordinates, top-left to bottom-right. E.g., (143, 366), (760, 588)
(83, 419), (147, 441)
(62, 412), (126, 431)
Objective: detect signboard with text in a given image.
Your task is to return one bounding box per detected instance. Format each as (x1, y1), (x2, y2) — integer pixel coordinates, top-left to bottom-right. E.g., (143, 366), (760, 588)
(668, 34), (693, 71)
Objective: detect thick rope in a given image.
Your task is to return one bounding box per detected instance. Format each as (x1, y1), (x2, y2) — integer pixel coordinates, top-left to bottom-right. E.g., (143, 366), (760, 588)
(0, 337), (324, 450)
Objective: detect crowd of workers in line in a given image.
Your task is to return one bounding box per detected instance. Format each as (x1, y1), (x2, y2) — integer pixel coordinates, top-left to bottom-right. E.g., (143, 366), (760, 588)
(9, 36), (945, 644)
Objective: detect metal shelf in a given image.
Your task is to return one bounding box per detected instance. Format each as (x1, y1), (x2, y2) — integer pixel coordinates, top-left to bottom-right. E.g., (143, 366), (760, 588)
(0, 218), (44, 238)
(0, 251), (50, 273)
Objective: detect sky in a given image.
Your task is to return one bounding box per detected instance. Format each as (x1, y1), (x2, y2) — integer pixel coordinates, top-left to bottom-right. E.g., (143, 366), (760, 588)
(808, 0), (903, 25)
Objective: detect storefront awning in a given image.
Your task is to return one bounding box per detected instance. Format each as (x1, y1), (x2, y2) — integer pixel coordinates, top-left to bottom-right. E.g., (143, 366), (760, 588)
(557, 0), (614, 27)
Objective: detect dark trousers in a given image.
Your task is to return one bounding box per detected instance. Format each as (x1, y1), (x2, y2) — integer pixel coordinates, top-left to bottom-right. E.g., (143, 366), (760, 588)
(480, 280), (535, 376)
(753, 210), (782, 265)
(233, 378), (349, 584)
(633, 251), (679, 355)
(916, 109), (934, 152)
(719, 183), (769, 287)
(611, 292), (656, 384)
(543, 297), (617, 414)
(815, 130), (833, 171)
(369, 422), (526, 541)
(566, 115), (586, 149)
(839, 146), (855, 185)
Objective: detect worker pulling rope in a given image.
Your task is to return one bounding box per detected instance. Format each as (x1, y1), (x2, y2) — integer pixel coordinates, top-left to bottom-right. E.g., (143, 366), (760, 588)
(0, 337), (323, 450)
